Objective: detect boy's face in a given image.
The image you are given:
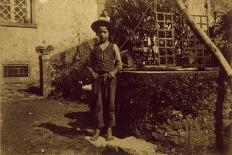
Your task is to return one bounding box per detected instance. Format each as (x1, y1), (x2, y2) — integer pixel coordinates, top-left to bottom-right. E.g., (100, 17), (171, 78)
(97, 26), (109, 43)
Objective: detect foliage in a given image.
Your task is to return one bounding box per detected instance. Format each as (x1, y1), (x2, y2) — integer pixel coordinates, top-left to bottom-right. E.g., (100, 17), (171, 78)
(111, 0), (210, 67)
(111, 0), (177, 48)
(115, 71), (219, 153)
(116, 71), (218, 121)
(211, 11), (232, 52)
(51, 52), (83, 100)
(51, 40), (97, 100)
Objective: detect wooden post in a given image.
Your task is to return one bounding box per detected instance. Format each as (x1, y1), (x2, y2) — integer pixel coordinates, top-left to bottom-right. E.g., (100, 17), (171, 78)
(175, 0), (232, 77)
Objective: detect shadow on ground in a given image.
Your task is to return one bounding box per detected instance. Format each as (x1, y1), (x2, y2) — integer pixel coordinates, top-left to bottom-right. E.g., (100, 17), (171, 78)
(65, 111), (94, 129)
(20, 86), (42, 96)
(38, 111), (95, 139)
(38, 110), (130, 140)
(38, 123), (82, 138)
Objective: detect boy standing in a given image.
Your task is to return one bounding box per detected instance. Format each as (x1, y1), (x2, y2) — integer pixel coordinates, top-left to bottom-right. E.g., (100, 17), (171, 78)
(88, 19), (122, 141)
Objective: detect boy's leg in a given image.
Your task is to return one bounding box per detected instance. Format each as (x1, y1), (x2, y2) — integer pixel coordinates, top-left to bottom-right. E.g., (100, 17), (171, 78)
(91, 78), (104, 141)
(107, 77), (116, 127)
(93, 78), (105, 128)
(106, 127), (113, 141)
(105, 77), (117, 141)
(90, 128), (101, 141)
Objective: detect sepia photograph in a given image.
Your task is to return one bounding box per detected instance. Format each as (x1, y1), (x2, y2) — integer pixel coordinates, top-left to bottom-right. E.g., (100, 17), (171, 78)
(0, 0), (232, 154)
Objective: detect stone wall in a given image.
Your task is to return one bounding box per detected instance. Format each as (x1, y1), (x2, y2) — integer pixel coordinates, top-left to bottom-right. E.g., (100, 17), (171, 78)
(0, 0), (98, 84)
(115, 71), (232, 154)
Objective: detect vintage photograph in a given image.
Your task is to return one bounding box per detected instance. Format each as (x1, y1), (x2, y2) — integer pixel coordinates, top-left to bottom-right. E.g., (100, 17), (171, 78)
(0, 0), (232, 154)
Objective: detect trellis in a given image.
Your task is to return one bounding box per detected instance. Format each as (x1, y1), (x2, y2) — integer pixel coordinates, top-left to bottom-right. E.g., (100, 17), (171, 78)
(181, 15), (211, 67)
(113, 0), (213, 68)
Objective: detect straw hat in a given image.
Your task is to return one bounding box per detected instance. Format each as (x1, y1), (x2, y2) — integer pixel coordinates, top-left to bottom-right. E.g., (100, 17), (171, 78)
(91, 17), (112, 33)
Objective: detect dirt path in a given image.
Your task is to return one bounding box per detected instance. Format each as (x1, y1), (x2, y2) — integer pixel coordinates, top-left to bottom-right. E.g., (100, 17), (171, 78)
(1, 85), (100, 155)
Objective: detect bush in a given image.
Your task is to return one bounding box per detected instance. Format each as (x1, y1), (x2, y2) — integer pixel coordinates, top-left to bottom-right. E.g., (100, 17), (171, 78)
(51, 40), (97, 100)
(115, 71), (219, 153)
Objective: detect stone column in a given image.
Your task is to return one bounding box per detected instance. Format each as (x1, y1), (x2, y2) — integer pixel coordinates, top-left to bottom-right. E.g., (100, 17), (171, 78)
(36, 45), (54, 98)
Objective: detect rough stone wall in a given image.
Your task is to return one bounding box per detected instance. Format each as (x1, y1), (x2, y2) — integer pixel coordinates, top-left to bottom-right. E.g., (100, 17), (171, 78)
(115, 71), (232, 154)
(211, 0), (232, 13)
(0, 0), (97, 84)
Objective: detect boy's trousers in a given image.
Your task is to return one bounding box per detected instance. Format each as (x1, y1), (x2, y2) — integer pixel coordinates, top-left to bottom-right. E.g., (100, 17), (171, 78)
(92, 74), (116, 128)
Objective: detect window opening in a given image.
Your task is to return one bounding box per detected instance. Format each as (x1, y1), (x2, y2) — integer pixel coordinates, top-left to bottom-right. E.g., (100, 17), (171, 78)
(3, 65), (29, 77)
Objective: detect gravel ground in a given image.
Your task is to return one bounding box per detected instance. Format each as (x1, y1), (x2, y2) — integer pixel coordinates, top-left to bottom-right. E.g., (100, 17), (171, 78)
(1, 84), (229, 155)
(1, 85), (101, 155)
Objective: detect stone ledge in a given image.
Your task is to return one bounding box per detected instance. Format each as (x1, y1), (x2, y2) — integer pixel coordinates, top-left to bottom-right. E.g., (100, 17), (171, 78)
(85, 136), (165, 155)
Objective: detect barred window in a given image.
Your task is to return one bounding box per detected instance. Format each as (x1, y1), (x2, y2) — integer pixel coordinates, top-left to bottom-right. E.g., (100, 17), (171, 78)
(3, 65), (29, 77)
(0, 0), (36, 27)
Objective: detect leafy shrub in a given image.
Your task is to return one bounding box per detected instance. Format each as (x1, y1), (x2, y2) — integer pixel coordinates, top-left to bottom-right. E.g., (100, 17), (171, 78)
(115, 71), (219, 153)
(51, 39), (97, 100)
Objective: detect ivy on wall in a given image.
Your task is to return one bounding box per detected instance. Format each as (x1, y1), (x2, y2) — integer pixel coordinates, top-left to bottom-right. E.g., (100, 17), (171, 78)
(115, 71), (219, 154)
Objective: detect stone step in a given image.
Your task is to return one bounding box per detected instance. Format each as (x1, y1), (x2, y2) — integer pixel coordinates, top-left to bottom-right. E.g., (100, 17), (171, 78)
(85, 136), (166, 155)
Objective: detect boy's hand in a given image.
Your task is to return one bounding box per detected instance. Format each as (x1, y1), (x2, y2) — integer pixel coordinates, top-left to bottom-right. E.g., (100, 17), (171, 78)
(87, 67), (99, 79)
(108, 71), (116, 78)
(92, 72), (99, 79)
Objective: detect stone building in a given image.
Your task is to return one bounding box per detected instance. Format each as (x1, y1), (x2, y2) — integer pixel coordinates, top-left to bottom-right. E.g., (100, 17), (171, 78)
(0, 0), (106, 84)
(0, 0), (231, 85)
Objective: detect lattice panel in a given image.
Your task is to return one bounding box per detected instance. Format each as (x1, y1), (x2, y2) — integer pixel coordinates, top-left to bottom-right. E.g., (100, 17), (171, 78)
(112, 0), (214, 68)
(156, 12), (175, 65)
(128, 0), (175, 66)
(0, 0), (31, 23)
(182, 15), (211, 67)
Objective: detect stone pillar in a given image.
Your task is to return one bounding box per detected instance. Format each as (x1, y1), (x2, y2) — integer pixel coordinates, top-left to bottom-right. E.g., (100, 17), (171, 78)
(36, 45), (54, 98)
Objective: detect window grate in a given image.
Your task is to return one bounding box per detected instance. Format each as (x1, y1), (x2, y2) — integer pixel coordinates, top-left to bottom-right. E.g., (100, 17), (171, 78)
(0, 0), (31, 23)
(3, 65), (29, 77)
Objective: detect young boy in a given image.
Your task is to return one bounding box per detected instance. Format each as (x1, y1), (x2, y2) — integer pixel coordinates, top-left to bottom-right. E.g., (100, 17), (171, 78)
(87, 19), (122, 141)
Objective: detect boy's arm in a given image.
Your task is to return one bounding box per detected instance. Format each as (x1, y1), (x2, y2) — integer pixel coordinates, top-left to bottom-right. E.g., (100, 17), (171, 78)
(87, 51), (99, 79)
(109, 44), (122, 76)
